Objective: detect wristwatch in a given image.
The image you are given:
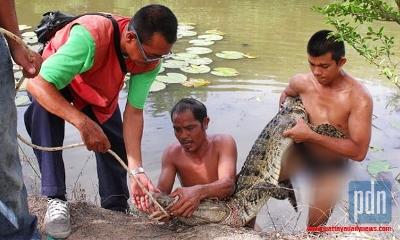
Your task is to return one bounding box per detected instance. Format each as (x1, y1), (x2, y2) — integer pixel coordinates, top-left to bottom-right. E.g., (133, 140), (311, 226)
(130, 167), (145, 175)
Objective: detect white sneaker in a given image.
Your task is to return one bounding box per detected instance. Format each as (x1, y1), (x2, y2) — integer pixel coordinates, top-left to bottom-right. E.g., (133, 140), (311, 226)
(44, 198), (71, 238)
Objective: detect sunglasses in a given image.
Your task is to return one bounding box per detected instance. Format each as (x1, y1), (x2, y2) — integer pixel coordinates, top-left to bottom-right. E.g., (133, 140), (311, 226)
(129, 25), (172, 62)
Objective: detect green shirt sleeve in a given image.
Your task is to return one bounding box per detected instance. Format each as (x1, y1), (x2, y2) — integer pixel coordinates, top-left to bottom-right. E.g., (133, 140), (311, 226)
(127, 63), (161, 109)
(39, 25), (95, 90)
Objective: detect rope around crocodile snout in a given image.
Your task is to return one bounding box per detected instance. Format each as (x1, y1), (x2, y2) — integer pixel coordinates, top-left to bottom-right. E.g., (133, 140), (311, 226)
(17, 133), (169, 218)
(1, 27), (169, 219)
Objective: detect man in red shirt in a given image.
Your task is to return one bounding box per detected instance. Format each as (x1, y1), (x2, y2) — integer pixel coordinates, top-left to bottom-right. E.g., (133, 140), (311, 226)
(24, 4), (177, 238)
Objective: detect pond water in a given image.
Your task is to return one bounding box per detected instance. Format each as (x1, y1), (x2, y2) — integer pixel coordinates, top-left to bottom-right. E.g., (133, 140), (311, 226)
(15, 0), (400, 234)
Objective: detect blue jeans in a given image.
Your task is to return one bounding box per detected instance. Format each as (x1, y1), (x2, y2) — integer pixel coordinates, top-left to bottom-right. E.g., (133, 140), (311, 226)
(0, 35), (41, 239)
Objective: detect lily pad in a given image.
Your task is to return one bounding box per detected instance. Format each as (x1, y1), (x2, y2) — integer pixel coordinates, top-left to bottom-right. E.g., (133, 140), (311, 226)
(367, 160), (391, 178)
(179, 30), (197, 37)
(15, 95), (30, 106)
(21, 31), (36, 38)
(186, 57), (213, 65)
(215, 51), (245, 60)
(180, 65), (211, 74)
(13, 70), (23, 81)
(149, 81), (166, 92)
(19, 25), (31, 31)
(198, 34), (223, 41)
(23, 37), (38, 45)
(390, 121), (400, 130)
(186, 47), (212, 55)
(162, 59), (188, 69)
(171, 52), (199, 61)
(189, 39), (214, 46)
(158, 66), (165, 73)
(181, 78), (210, 87)
(156, 72), (187, 83)
(369, 146), (384, 153)
(13, 64), (22, 71)
(210, 67), (239, 77)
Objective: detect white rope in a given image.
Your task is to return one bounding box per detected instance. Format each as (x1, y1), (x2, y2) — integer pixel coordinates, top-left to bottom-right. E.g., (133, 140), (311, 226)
(1, 26), (169, 219)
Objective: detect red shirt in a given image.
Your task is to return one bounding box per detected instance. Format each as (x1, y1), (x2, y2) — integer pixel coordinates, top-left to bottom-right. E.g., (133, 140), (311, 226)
(42, 14), (158, 123)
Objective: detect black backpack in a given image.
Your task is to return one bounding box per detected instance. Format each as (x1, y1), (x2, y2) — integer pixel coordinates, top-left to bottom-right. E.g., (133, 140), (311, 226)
(34, 10), (127, 73)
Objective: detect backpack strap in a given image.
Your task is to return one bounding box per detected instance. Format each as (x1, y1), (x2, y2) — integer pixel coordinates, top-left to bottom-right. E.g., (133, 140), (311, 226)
(110, 17), (128, 74)
(90, 13), (127, 74)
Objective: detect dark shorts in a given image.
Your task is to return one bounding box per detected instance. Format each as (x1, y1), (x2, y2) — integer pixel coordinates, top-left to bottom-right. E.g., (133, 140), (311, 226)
(294, 143), (348, 174)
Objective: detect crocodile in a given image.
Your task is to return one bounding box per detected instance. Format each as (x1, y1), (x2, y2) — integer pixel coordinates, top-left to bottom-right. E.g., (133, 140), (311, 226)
(152, 96), (346, 227)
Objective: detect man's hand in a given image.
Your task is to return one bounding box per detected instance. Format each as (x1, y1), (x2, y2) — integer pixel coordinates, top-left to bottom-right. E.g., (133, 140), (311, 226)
(282, 118), (312, 143)
(10, 46), (42, 78)
(167, 186), (202, 218)
(79, 117), (110, 153)
(130, 173), (159, 212)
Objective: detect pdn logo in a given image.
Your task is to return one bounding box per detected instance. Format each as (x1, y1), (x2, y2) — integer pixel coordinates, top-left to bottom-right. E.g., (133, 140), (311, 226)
(349, 181), (391, 223)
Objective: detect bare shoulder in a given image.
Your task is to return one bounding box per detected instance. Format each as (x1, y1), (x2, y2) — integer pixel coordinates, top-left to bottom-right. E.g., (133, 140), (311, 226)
(211, 134), (236, 146)
(210, 134), (237, 155)
(162, 141), (183, 163)
(289, 73), (314, 92)
(349, 77), (373, 105)
(291, 72), (311, 80)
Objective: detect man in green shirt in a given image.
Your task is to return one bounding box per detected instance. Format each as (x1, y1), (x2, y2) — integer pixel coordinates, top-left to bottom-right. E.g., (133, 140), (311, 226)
(24, 5), (177, 238)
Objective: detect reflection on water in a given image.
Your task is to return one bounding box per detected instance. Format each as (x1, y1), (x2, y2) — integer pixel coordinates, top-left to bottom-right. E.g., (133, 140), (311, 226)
(15, 0), (400, 234)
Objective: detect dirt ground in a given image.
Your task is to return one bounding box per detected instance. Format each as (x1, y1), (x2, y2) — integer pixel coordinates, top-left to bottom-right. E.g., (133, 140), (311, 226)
(28, 195), (378, 240)
(28, 195), (269, 240)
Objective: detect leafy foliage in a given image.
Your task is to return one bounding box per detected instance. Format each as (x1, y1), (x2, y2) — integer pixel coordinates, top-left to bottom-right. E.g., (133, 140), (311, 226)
(312, 0), (400, 88)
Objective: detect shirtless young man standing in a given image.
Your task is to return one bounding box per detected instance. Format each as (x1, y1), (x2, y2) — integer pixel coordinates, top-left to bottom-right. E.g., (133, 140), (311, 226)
(156, 98), (237, 218)
(279, 30), (373, 227)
